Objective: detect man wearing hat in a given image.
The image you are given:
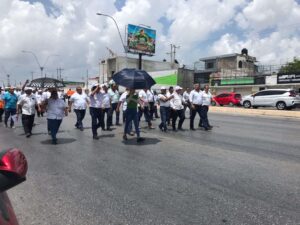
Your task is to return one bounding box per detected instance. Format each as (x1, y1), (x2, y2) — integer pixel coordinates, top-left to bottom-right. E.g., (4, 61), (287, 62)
(3, 87), (18, 128)
(17, 87), (41, 137)
(157, 86), (173, 132)
(170, 86), (185, 131)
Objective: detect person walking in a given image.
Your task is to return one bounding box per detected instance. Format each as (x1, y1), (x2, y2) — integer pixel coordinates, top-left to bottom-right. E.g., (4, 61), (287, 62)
(3, 87), (18, 128)
(89, 84), (104, 140)
(35, 90), (44, 117)
(117, 89), (145, 143)
(138, 89), (154, 129)
(42, 89), (68, 144)
(170, 86), (185, 131)
(147, 89), (155, 120)
(68, 86), (89, 131)
(189, 84), (203, 131)
(167, 86), (174, 126)
(0, 87), (4, 122)
(17, 87), (41, 137)
(108, 84), (121, 126)
(183, 88), (191, 118)
(153, 91), (160, 119)
(117, 88), (134, 136)
(158, 86), (173, 132)
(201, 85), (213, 131)
(101, 84), (112, 131)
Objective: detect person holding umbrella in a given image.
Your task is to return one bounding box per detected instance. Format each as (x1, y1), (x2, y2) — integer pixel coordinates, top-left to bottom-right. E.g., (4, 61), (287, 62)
(117, 89), (144, 143)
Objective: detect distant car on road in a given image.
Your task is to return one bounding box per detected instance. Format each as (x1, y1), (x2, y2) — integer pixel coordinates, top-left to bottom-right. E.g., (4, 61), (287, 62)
(211, 92), (242, 106)
(0, 148), (28, 225)
(241, 89), (300, 110)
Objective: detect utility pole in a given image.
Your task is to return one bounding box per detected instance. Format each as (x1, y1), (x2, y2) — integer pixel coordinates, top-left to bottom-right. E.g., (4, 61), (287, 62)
(57, 67), (64, 80)
(86, 69), (89, 89)
(166, 44), (173, 63)
(173, 44), (180, 63)
(166, 44), (180, 63)
(31, 71), (34, 80)
(6, 74), (10, 87)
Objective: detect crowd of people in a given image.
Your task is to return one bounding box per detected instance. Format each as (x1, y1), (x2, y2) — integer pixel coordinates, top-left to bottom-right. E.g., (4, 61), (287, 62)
(0, 82), (213, 144)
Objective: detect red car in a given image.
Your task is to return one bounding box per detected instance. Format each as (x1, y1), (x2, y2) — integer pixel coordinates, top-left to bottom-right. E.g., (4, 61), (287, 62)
(0, 148), (28, 225)
(212, 92), (242, 106)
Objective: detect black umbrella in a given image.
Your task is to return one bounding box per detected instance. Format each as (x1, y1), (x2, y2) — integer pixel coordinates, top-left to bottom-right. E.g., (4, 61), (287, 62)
(28, 77), (65, 89)
(112, 68), (156, 89)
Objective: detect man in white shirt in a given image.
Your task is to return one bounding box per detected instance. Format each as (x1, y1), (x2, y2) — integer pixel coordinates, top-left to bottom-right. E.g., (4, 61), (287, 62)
(189, 83), (203, 130)
(158, 86), (173, 132)
(147, 89), (155, 120)
(89, 84), (104, 139)
(17, 87), (41, 137)
(101, 84), (112, 131)
(201, 84), (213, 131)
(170, 86), (185, 131)
(183, 88), (191, 118)
(108, 84), (120, 126)
(69, 86), (89, 131)
(138, 89), (154, 129)
(36, 90), (44, 117)
(167, 86), (174, 126)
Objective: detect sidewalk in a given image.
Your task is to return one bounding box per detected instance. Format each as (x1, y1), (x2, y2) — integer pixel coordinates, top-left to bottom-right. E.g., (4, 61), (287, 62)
(209, 106), (300, 119)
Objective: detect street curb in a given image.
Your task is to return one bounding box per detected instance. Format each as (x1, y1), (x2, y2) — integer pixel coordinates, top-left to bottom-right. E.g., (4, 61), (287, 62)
(209, 106), (300, 119)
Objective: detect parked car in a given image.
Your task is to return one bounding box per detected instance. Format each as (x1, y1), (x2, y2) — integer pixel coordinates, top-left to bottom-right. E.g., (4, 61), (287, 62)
(0, 148), (28, 225)
(211, 92), (242, 106)
(241, 89), (300, 110)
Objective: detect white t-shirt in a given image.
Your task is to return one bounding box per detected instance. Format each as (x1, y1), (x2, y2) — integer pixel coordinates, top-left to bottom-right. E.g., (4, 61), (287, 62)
(108, 89), (120, 104)
(89, 92), (103, 108)
(35, 93), (43, 104)
(158, 94), (170, 107)
(147, 90), (154, 103)
(139, 90), (148, 107)
(17, 94), (37, 115)
(102, 92), (111, 108)
(119, 92), (128, 111)
(69, 92), (88, 110)
(202, 91), (212, 106)
(46, 98), (67, 120)
(170, 92), (184, 110)
(42, 91), (51, 101)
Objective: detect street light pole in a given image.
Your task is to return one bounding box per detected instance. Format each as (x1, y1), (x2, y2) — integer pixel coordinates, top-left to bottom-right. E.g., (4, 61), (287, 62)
(96, 13), (127, 53)
(22, 50), (59, 78)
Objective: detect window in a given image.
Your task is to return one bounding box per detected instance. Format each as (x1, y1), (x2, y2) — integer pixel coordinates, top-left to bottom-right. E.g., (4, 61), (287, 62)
(238, 61), (243, 68)
(234, 94), (241, 99)
(254, 91), (268, 97)
(217, 93), (230, 98)
(206, 62), (214, 69)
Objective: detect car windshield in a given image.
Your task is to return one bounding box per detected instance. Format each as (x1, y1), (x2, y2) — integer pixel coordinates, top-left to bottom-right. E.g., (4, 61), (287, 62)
(234, 94), (241, 99)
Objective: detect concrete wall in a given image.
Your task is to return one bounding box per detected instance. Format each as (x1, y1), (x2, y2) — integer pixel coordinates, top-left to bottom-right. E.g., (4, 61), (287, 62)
(177, 68), (194, 89)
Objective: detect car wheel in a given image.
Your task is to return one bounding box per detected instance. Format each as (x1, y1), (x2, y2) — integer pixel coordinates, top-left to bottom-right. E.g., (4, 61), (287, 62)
(253, 106), (258, 109)
(211, 101), (216, 106)
(228, 102), (234, 107)
(243, 101), (251, 108)
(219, 104), (223, 106)
(276, 101), (286, 110)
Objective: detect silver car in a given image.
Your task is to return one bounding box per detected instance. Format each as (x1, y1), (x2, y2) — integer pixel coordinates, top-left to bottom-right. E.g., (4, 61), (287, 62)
(241, 89), (300, 110)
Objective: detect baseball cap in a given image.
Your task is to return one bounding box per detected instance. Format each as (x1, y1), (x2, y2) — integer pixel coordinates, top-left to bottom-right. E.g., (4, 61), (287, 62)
(24, 87), (33, 91)
(160, 86), (167, 90)
(174, 86), (182, 91)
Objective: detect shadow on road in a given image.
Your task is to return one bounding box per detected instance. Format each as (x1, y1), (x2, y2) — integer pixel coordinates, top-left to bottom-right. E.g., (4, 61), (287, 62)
(40, 138), (77, 145)
(122, 137), (161, 146)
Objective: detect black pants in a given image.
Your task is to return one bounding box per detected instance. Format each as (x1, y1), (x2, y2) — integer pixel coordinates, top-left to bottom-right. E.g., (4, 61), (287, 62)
(4, 108), (16, 127)
(90, 107), (103, 136)
(109, 103), (120, 126)
(101, 108), (111, 130)
(74, 109), (86, 129)
(36, 106), (44, 117)
(190, 105), (202, 129)
(167, 107), (174, 125)
(0, 109), (3, 122)
(172, 109), (185, 130)
(200, 105), (210, 129)
(22, 114), (35, 134)
(149, 102), (155, 120)
(138, 106), (152, 126)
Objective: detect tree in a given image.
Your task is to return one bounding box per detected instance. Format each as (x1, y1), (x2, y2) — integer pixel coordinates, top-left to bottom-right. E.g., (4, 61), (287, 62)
(279, 57), (300, 73)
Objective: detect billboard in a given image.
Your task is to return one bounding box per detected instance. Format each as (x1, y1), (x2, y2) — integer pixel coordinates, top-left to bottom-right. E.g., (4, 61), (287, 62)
(127, 24), (156, 55)
(277, 73), (300, 84)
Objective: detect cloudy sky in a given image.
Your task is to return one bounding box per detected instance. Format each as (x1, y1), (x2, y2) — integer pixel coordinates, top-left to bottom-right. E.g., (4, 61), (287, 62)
(0, 0), (300, 85)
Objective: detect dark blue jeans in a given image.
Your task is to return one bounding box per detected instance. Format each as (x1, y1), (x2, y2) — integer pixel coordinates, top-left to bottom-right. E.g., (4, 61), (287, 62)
(159, 106), (169, 131)
(138, 106), (151, 126)
(123, 109), (132, 134)
(125, 109), (140, 137)
(200, 106), (209, 129)
(109, 103), (120, 125)
(4, 108), (16, 127)
(90, 107), (103, 136)
(101, 108), (111, 129)
(190, 105), (202, 129)
(74, 109), (86, 129)
(47, 119), (62, 141)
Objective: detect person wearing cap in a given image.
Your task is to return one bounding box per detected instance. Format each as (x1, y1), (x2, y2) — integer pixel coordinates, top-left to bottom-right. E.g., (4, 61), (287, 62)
(170, 86), (185, 131)
(158, 86), (173, 132)
(108, 84), (121, 126)
(68, 86), (89, 131)
(17, 87), (40, 137)
(101, 83), (112, 131)
(0, 87), (4, 122)
(89, 84), (104, 139)
(42, 89), (68, 144)
(138, 89), (154, 129)
(189, 83), (203, 131)
(183, 88), (191, 119)
(167, 86), (174, 126)
(35, 90), (44, 117)
(3, 87), (18, 128)
(117, 88), (145, 143)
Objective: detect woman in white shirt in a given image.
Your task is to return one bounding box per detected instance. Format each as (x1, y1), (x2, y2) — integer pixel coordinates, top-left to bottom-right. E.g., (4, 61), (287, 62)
(43, 89), (68, 144)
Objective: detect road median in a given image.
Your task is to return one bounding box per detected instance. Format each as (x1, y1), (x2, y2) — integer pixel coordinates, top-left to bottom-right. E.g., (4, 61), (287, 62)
(210, 106), (300, 119)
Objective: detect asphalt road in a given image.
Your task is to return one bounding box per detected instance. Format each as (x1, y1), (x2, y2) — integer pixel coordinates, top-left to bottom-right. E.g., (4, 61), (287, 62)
(0, 112), (299, 225)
